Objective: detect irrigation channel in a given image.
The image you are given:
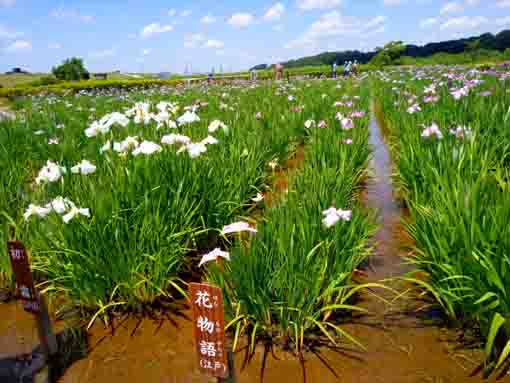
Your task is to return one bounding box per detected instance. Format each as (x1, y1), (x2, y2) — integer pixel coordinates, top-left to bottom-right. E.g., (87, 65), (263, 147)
(0, 103), (498, 382)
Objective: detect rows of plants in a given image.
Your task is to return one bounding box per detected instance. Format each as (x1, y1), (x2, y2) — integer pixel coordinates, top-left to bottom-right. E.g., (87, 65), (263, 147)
(373, 65), (510, 377)
(0, 65), (374, 99)
(0, 78), (187, 98)
(0, 83), (295, 311)
(207, 80), (376, 354)
(1, 78), (375, 339)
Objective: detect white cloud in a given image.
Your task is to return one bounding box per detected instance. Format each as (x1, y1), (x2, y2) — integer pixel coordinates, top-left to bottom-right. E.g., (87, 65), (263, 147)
(0, 24), (20, 39)
(90, 48), (115, 59)
(496, 16), (510, 26)
(142, 48), (152, 56)
(141, 23), (174, 38)
(420, 17), (438, 28)
(365, 15), (386, 29)
(264, 3), (285, 21)
(306, 11), (354, 38)
(0, 0), (16, 7)
(201, 14), (217, 24)
(367, 25), (386, 35)
(216, 50), (225, 56)
(285, 10), (382, 49)
(205, 39), (225, 49)
(440, 2), (464, 16)
(497, 0), (510, 7)
(48, 42), (62, 49)
(440, 16), (488, 31)
(296, 0), (342, 10)
(51, 7), (95, 23)
(273, 24), (284, 31)
(6, 40), (31, 53)
(168, 8), (176, 17)
(465, 0), (480, 5)
(184, 33), (204, 48)
(383, 0), (401, 6)
(228, 13), (254, 28)
(180, 10), (192, 17)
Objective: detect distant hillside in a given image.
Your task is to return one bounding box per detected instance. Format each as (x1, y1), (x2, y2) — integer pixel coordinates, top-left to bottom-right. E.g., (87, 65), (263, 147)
(251, 30), (510, 70)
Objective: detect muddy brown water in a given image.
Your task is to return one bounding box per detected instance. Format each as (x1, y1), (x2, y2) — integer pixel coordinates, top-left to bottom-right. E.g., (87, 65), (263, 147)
(0, 114), (500, 382)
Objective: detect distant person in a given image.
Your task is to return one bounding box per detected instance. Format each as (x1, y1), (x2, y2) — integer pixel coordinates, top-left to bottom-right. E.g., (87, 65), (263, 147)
(352, 60), (359, 76)
(343, 62), (348, 77)
(346, 61), (352, 77)
(251, 69), (257, 82)
(274, 63), (283, 80)
(207, 72), (213, 84)
(332, 62), (337, 79)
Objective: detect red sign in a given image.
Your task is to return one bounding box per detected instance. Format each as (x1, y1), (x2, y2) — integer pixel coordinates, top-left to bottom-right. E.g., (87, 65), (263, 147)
(189, 283), (228, 378)
(7, 241), (40, 314)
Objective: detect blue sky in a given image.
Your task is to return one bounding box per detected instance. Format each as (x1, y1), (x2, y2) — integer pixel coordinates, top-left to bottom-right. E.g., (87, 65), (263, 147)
(1, 0), (509, 74)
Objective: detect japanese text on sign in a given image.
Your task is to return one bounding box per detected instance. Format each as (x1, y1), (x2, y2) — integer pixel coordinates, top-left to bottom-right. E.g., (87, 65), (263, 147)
(189, 283), (228, 378)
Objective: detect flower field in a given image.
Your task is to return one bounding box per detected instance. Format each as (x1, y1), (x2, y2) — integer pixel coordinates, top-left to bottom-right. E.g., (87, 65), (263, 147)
(0, 79), (375, 353)
(374, 64), (510, 377)
(4, 65), (510, 379)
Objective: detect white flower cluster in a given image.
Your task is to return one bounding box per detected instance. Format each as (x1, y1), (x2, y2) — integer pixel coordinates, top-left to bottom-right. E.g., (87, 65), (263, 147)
(71, 160), (97, 175)
(36, 159), (98, 184)
(322, 207), (352, 228)
(85, 101), (229, 160)
(24, 196), (90, 224)
(86, 101), (187, 138)
(207, 120), (229, 134)
(101, 137), (162, 156)
(35, 161), (67, 184)
(85, 112), (130, 137)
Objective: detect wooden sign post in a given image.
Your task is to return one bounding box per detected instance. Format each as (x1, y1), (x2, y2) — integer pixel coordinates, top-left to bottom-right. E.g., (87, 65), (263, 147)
(189, 282), (234, 382)
(7, 240), (57, 359)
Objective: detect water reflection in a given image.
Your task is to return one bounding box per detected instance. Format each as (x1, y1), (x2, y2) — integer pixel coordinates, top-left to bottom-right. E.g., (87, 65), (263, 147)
(363, 112), (413, 279)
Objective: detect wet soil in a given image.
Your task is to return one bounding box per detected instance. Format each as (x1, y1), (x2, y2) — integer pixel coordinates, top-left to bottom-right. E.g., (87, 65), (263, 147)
(0, 303), (40, 359)
(0, 112), (499, 382)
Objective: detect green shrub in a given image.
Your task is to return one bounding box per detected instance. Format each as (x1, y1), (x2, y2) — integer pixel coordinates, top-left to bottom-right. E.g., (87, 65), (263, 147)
(370, 41), (406, 67)
(52, 57), (89, 81)
(0, 79), (186, 98)
(37, 75), (62, 86)
(24, 75), (62, 88)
